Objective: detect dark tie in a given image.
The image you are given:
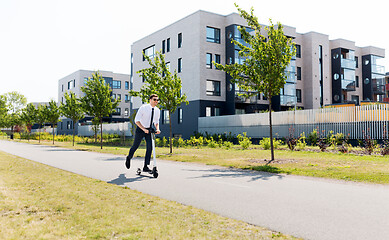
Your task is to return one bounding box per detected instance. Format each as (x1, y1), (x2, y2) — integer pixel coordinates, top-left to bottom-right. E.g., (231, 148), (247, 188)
(149, 108), (154, 129)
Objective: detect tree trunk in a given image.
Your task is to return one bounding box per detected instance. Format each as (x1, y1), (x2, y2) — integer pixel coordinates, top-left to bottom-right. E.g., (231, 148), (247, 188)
(268, 97), (275, 163)
(100, 118), (103, 149)
(72, 121), (75, 146)
(169, 111), (172, 154)
(38, 125), (41, 143)
(52, 123), (55, 145)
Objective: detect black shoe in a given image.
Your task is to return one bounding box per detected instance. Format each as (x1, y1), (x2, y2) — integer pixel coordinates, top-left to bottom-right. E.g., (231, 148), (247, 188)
(143, 166), (151, 172)
(125, 156), (131, 169)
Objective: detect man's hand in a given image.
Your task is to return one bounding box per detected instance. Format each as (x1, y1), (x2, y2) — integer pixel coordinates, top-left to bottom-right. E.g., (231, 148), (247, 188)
(156, 130), (161, 134)
(143, 129), (149, 134)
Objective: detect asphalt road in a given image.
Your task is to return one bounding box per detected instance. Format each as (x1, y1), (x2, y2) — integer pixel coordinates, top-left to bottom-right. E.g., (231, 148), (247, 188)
(1, 140), (389, 240)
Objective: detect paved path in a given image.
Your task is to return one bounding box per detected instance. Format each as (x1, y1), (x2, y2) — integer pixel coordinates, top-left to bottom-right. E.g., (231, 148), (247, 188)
(1, 140), (389, 240)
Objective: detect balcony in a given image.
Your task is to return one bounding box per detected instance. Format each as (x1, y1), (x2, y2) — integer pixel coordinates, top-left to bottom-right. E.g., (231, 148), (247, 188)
(285, 72), (297, 83)
(280, 95), (296, 106)
(341, 79), (356, 91)
(341, 58), (356, 69)
(372, 64), (385, 74)
(372, 78), (385, 95)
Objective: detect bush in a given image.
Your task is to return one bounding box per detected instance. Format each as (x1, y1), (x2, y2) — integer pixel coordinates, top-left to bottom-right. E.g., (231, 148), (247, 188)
(223, 141), (233, 149)
(173, 137), (185, 148)
(259, 138), (282, 150)
(296, 132), (306, 150)
(186, 136), (204, 147)
(237, 132), (251, 150)
(207, 137), (218, 148)
(307, 129), (318, 146)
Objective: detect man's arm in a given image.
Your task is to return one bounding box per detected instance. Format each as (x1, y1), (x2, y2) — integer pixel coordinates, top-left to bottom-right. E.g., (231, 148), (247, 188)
(135, 121), (149, 134)
(155, 123), (161, 134)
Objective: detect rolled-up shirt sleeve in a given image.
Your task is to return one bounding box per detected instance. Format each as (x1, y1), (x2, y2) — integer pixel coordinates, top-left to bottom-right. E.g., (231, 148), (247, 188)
(134, 105), (145, 123)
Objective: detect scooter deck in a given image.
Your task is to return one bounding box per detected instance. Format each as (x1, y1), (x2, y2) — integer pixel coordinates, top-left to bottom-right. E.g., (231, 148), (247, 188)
(136, 167), (158, 178)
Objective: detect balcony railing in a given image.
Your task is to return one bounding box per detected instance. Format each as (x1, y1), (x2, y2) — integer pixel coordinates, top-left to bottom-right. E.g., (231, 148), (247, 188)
(372, 78), (386, 94)
(341, 79), (356, 91)
(280, 95), (296, 106)
(341, 58), (356, 69)
(372, 64), (385, 74)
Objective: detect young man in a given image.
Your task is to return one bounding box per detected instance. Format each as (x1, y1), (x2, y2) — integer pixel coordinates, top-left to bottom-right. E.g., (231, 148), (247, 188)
(126, 94), (161, 172)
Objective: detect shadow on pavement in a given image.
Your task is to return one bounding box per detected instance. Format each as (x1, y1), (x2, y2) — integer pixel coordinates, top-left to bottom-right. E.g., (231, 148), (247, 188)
(108, 173), (154, 185)
(183, 167), (285, 182)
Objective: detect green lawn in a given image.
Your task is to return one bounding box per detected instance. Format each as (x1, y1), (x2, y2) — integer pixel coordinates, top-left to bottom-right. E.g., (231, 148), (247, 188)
(0, 151), (298, 239)
(7, 138), (389, 184)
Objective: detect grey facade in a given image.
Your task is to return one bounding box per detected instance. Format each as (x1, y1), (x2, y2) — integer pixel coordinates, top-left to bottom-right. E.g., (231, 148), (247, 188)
(131, 10), (385, 139)
(57, 70), (130, 135)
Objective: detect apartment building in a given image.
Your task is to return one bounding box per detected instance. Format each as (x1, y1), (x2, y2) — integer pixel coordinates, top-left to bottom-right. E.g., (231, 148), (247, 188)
(57, 70), (131, 135)
(131, 10), (386, 139)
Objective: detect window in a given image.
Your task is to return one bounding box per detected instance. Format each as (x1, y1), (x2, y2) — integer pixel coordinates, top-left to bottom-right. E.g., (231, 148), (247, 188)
(352, 95), (359, 105)
(162, 40), (166, 54)
(163, 62), (170, 77)
(296, 44), (301, 58)
(167, 38), (170, 52)
(73, 79), (76, 88)
(162, 110), (170, 124)
(125, 94), (130, 102)
(143, 45), (155, 61)
(214, 107), (220, 116)
(84, 77), (89, 85)
(178, 33), (182, 48)
(68, 81), (72, 90)
(117, 94), (121, 101)
(206, 53), (212, 69)
(112, 80), (121, 89)
(125, 81), (129, 90)
(296, 89), (302, 103)
(206, 27), (220, 43)
(356, 76), (359, 88)
(124, 108), (129, 116)
(178, 108), (183, 124)
(215, 54), (221, 69)
(355, 56), (359, 68)
(297, 67), (301, 80)
(206, 80), (221, 96)
(67, 121), (72, 130)
(112, 93), (116, 100)
(113, 108), (121, 115)
(206, 107), (212, 117)
(61, 84), (63, 92)
(178, 58), (182, 73)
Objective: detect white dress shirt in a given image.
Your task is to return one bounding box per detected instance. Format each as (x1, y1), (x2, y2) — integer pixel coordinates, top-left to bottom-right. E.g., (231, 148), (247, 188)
(135, 104), (160, 128)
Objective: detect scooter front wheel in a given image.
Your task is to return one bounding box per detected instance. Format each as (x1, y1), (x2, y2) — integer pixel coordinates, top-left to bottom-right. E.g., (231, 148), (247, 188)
(152, 167), (158, 178)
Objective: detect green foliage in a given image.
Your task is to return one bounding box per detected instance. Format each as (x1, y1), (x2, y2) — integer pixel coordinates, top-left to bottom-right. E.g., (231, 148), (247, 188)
(3, 91), (27, 114)
(222, 141), (233, 150)
(307, 129), (318, 146)
(296, 132), (306, 150)
(186, 136), (204, 147)
(260, 138), (282, 150)
(80, 72), (119, 149)
(206, 137), (218, 148)
(237, 132), (251, 150)
(130, 51), (189, 153)
(60, 92), (85, 146)
(172, 137), (185, 148)
(214, 4), (295, 161)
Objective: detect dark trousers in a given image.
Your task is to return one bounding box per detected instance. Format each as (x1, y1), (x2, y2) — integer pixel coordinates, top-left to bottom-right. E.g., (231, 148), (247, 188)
(128, 127), (152, 166)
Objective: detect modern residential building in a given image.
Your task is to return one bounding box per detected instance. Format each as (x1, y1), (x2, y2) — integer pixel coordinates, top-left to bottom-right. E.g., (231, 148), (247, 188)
(57, 70), (131, 135)
(130, 10), (386, 139)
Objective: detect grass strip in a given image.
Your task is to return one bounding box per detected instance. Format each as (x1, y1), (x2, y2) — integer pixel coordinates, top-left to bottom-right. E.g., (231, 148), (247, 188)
(0, 151), (298, 239)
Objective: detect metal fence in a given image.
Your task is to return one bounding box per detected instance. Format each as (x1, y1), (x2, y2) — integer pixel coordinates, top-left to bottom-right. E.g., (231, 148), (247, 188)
(77, 122), (132, 137)
(198, 104), (389, 139)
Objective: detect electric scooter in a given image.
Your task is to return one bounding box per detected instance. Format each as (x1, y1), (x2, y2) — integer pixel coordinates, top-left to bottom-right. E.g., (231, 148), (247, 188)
(136, 127), (158, 178)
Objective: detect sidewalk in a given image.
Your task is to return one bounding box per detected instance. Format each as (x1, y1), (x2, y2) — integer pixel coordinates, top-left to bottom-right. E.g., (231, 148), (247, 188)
(1, 140), (389, 240)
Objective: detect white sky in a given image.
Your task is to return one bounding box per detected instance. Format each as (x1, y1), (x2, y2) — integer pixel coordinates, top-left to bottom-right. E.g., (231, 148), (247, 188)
(1, 0), (388, 103)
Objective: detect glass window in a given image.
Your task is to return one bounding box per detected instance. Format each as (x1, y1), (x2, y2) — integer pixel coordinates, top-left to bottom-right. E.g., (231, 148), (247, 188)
(178, 33), (182, 48)
(355, 56), (359, 68)
(214, 107), (220, 116)
(162, 40), (165, 54)
(112, 93), (116, 100)
(356, 76), (359, 88)
(206, 27), (220, 43)
(112, 80), (121, 89)
(167, 38), (170, 52)
(117, 94), (121, 101)
(206, 107), (212, 117)
(113, 108), (121, 115)
(206, 53), (212, 69)
(178, 58), (182, 73)
(215, 54), (221, 64)
(143, 45), (155, 61)
(124, 108), (129, 116)
(296, 44), (301, 58)
(62, 84), (63, 92)
(162, 110), (170, 124)
(125, 81), (129, 90)
(297, 67), (301, 80)
(178, 108), (183, 124)
(125, 95), (129, 102)
(296, 89), (302, 103)
(206, 80), (221, 96)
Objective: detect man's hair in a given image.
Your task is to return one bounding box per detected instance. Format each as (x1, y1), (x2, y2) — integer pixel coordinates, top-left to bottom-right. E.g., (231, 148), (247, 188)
(149, 94), (158, 100)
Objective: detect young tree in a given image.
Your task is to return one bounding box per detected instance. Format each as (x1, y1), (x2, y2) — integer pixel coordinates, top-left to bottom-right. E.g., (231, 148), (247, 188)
(80, 72), (119, 149)
(20, 103), (37, 141)
(214, 4), (295, 162)
(46, 100), (61, 145)
(130, 51), (188, 153)
(3, 91), (27, 135)
(0, 95), (7, 127)
(60, 92), (85, 146)
(35, 104), (48, 143)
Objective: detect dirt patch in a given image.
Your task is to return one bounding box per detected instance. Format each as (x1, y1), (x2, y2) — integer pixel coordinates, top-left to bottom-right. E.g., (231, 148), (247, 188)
(248, 158), (298, 164)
